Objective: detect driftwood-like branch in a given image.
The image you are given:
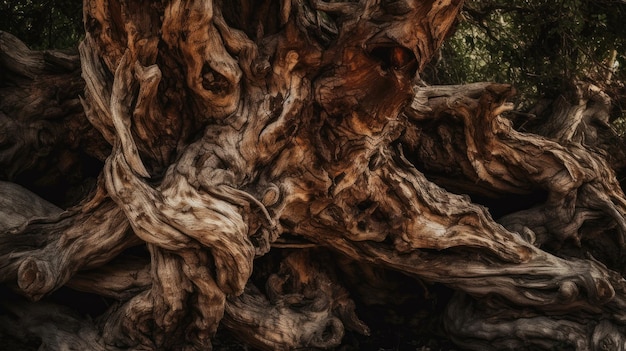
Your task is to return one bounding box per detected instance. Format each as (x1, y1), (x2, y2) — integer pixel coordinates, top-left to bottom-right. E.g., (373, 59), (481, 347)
(0, 31), (107, 199)
(2, 1), (626, 350)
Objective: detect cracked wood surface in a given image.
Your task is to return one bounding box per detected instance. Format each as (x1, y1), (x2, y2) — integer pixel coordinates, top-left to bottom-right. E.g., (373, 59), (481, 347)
(2, 1), (626, 350)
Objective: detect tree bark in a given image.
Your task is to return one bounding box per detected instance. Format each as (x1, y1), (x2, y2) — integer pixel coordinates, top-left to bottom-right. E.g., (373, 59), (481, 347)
(2, 1), (626, 350)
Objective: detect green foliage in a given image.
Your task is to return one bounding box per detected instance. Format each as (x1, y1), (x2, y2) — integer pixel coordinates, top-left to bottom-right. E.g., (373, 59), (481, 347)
(0, 0), (82, 49)
(427, 0), (626, 113)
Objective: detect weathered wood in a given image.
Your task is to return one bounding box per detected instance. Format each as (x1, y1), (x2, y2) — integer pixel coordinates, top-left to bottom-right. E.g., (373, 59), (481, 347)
(0, 300), (115, 351)
(0, 181), (61, 231)
(0, 31), (108, 206)
(0, 181), (138, 302)
(404, 83), (626, 250)
(224, 249), (369, 350)
(2, 0), (626, 350)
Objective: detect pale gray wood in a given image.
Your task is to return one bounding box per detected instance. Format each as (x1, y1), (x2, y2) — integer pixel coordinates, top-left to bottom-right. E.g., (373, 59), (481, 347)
(0, 181), (62, 231)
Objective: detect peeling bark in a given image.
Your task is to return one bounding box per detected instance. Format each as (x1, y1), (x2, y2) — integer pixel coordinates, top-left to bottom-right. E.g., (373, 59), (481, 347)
(2, 1), (626, 350)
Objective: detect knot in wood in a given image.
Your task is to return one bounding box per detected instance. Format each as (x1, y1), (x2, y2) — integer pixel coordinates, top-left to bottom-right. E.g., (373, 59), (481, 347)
(262, 184), (280, 206)
(591, 321), (623, 351)
(557, 281), (579, 302)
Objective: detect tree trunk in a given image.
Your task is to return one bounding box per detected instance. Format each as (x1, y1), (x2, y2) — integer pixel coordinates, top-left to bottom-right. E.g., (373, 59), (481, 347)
(2, 1), (626, 350)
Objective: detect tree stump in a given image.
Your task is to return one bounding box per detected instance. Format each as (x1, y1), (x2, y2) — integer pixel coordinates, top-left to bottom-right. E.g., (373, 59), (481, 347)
(2, 1), (626, 350)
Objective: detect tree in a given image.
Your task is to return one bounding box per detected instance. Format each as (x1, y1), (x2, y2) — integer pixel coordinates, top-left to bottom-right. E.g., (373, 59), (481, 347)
(0, 0), (83, 49)
(427, 0), (626, 173)
(1, 0), (626, 350)
(430, 0), (626, 99)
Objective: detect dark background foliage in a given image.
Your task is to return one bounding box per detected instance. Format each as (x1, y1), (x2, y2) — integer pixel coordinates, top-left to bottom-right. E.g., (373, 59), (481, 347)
(0, 0), (82, 49)
(424, 0), (626, 123)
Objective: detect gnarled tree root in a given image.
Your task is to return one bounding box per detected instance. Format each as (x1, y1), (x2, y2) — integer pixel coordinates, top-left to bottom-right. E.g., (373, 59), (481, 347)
(2, 1), (626, 350)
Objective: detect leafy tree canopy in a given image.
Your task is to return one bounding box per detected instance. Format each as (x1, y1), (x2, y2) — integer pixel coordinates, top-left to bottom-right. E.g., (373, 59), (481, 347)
(427, 0), (626, 117)
(0, 0), (82, 49)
